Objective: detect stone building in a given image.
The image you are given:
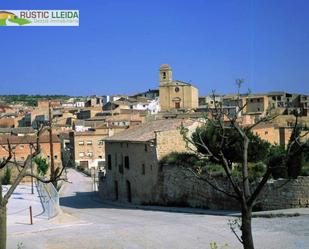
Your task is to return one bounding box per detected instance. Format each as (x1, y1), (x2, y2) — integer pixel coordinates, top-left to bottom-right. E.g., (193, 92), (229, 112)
(159, 64), (198, 111)
(73, 128), (112, 170)
(0, 134), (62, 182)
(99, 119), (198, 204)
(198, 95), (222, 109)
(0, 134), (61, 162)
(252, 123), (309, 147)
(300, 94), (309, 116)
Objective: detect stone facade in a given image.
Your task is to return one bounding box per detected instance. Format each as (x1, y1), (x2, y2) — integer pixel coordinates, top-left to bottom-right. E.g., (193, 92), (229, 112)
(74, 129), (110, 170)
(100, 160), (309, 211)
(100, 141), (160, 204)
(252, 123), (309, 147)
(155, 165), (309, 211)
(98, 119), (198, 204)
(0, 134), (62, 182)
(159, 64), (199, 111)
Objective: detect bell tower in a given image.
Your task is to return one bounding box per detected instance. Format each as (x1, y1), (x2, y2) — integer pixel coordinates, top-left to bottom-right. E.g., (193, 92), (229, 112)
(159, 64), (173, 85)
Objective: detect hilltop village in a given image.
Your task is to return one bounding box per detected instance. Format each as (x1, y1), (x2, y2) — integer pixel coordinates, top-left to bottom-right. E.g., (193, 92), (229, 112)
(1, 64), (309, 209)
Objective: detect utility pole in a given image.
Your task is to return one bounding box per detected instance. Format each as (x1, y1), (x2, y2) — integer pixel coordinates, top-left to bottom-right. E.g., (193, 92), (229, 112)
(48, 101), (56, 188)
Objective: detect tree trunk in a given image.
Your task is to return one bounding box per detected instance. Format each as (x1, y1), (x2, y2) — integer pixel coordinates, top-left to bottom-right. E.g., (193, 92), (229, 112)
(0, 204), (7, 249)
(241, 206), (254, 249)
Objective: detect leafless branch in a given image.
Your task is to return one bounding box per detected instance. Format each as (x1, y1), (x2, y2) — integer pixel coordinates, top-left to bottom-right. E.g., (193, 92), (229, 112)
(0, 140), (12, 169)
(182, 167), (239, 200)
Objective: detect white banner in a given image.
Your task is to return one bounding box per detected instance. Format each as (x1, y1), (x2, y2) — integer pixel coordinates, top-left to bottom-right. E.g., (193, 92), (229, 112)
(0, 10), (79, 26)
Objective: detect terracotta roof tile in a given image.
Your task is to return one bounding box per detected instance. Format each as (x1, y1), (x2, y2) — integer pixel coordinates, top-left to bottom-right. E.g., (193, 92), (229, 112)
(105, 119), (195, 142)
(0, 134), (60, 145)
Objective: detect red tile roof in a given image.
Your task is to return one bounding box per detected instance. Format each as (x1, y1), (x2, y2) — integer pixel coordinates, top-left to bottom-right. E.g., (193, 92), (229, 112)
(104, 119), (195, 142)
(0, 134), (60, 145)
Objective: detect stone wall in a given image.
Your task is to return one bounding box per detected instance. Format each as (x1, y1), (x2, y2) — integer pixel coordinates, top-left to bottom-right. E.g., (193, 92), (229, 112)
(158, 165), (309, 211)
(260, 177), (309, 210)
(99, 141), (160, 204)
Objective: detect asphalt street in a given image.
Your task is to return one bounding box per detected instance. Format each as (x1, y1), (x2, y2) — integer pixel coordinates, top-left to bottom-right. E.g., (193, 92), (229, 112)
(7, 168), (309, 249)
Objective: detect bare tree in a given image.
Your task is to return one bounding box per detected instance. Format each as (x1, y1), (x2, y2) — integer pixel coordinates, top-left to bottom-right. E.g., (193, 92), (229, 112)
(180, 81), (308, 249)
(0, 125), (66, 249)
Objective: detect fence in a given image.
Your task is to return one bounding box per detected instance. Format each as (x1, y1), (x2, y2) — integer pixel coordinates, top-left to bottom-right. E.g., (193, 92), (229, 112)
(36, 180), (60, 219)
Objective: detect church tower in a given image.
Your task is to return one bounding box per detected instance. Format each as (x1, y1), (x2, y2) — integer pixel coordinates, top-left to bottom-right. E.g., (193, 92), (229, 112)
(159, 64), (173, 85)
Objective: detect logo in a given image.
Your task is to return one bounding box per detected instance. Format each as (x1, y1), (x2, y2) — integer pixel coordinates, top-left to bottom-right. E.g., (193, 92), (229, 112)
(0, 10), (79, 26)
(0, 11), (31, 26)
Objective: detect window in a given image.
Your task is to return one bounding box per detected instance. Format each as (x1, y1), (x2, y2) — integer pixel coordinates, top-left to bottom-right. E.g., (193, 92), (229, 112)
(119, 164), (124, 174)
(78, 141), (84, 145)
(20, 144), (24, 149)
(162, 72), (166, 79)
(175, 87), (180, 92)
(54, 155), (58, 160)
(79, 152), (85, 157)
(99, 155), (102, 159)
(175, 102), (180, 109)
(87, 152), (93, 157)
(98, 140), (104, 145)
(144, 144), (148, 152)
(124, 156), (129, 169)
(86, 140), (92, 145)
(142, 164), (145, 175)
(265, 131), (268, 135)
(108, 154), (112, 170)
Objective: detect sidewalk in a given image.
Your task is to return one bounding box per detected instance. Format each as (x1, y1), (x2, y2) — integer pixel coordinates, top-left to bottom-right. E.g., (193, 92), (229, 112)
(5, 183), (90, 237)
(97, 197), (309, 217)
(5, 184), (48, 234)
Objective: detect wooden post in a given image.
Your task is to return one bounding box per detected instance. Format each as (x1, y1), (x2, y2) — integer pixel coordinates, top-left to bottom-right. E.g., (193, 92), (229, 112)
(29, 206), (33, 225)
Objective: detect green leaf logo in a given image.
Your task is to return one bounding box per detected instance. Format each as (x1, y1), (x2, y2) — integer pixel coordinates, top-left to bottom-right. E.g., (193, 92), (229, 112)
(0, 11), (31, 26)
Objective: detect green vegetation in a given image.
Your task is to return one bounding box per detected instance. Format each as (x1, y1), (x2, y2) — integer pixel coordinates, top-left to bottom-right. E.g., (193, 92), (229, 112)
(0, 95), (70, 106)
(8, 18), (31, 25)
(160, 152), (267, 180)
(210, 242), (230, 249)
(0, 19), (6, 26)
(191, 122), (271, 164)
(252, 212), (300, 218)
(33, 157), (49, 176)
(267, 144), (287, 179)
(1, 167), (11, 185)
(163, 122), (309, 181)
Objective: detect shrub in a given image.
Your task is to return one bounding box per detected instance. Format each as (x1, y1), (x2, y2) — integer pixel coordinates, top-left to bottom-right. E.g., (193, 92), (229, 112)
(160, 152), (201, 167)
(33, 157), (49, 176)
(1, 167), (12, 185)
(249, 162), (266, 179)
(267, 145), (287, 179)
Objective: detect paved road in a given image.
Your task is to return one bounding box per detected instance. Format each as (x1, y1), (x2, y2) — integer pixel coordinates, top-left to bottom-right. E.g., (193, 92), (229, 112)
(7, 169), (309, 249)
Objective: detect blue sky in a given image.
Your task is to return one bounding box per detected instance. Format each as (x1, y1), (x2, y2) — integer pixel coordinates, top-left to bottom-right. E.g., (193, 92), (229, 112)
(0, 0), (309, 96)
